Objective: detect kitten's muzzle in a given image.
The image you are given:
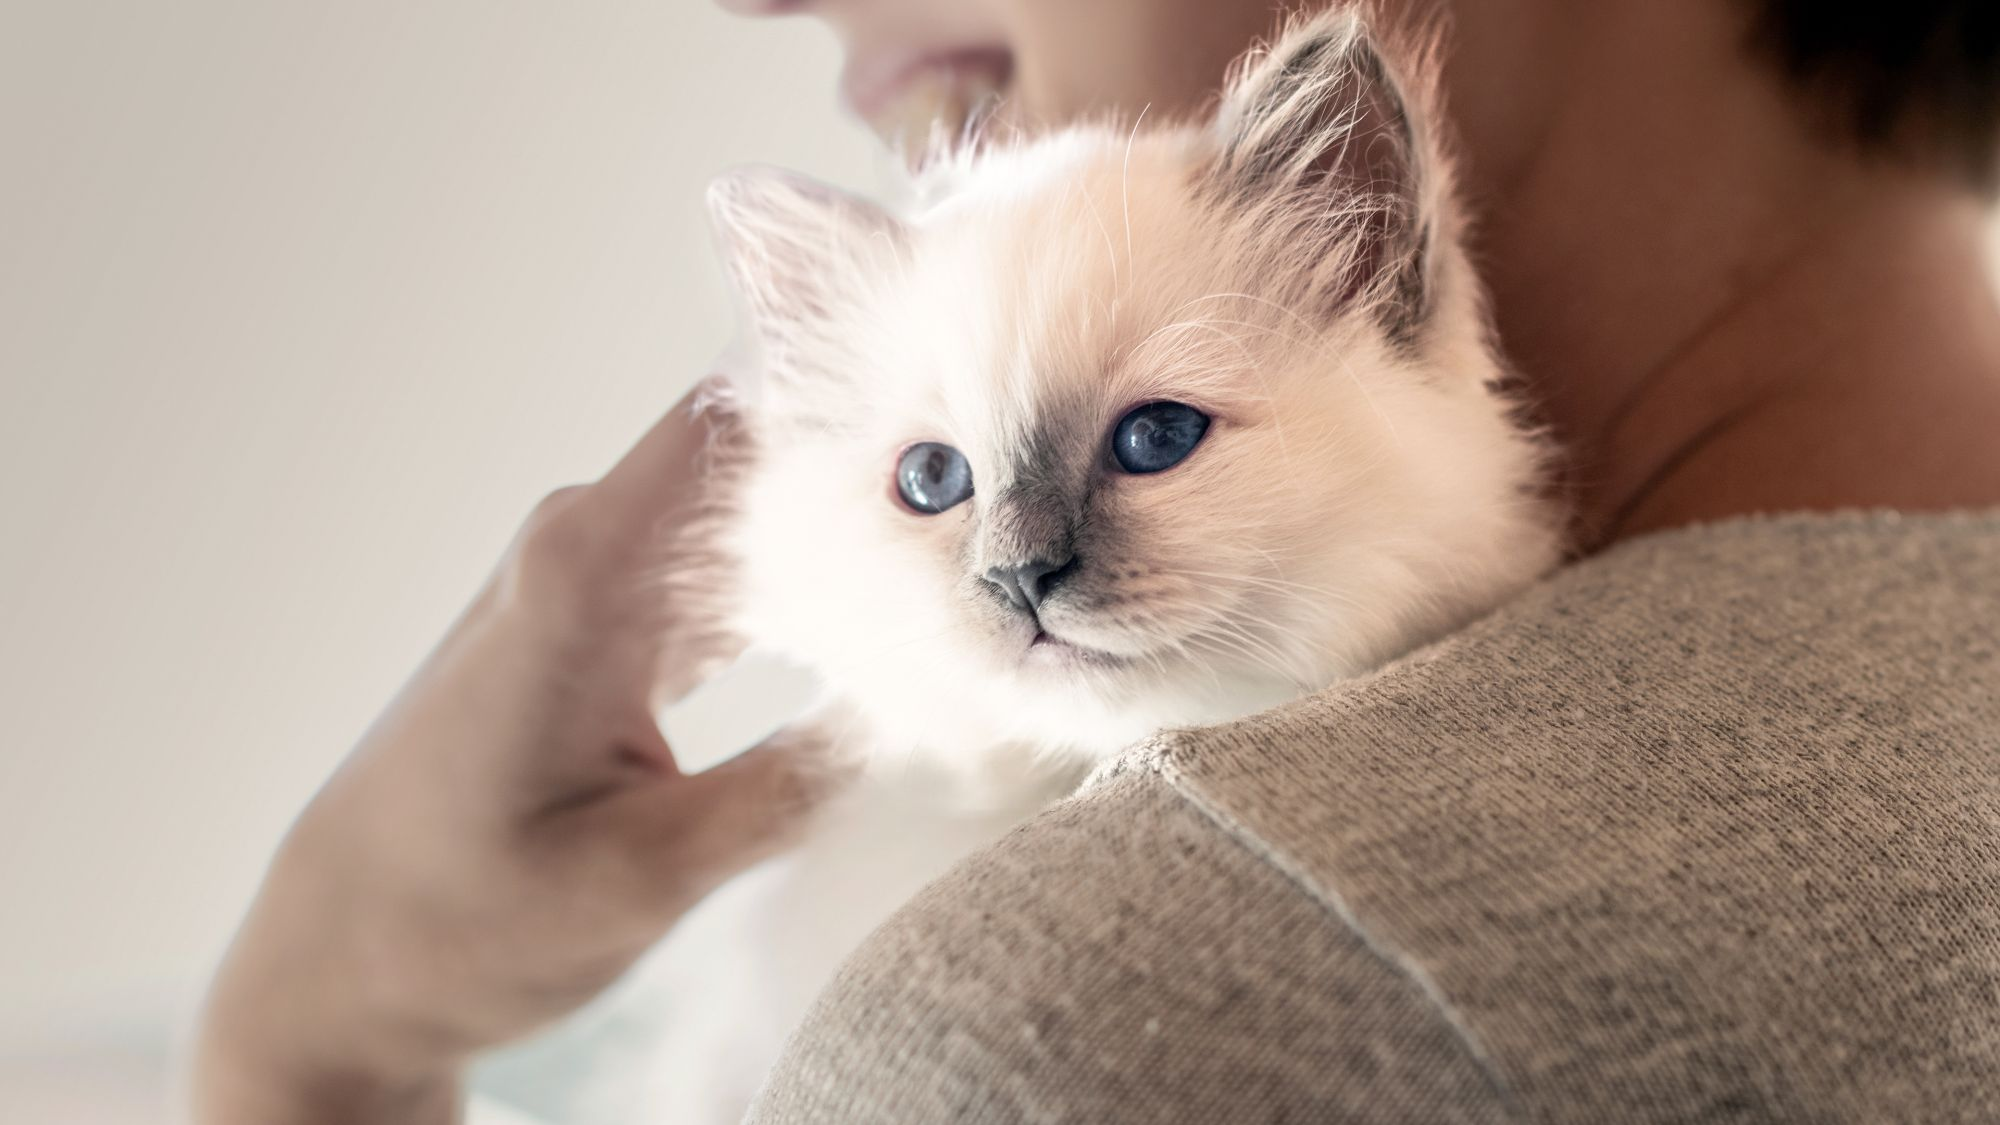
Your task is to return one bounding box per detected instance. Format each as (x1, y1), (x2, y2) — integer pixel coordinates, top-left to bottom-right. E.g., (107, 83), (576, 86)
(984, 553), (1077, 616)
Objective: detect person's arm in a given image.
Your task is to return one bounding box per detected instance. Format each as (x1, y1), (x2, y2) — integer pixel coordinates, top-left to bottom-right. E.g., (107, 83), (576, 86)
(192, 388), (842, 1125)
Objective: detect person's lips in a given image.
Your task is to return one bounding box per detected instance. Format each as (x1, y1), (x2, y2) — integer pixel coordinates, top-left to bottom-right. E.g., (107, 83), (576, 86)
(841, 48), (1011, 153)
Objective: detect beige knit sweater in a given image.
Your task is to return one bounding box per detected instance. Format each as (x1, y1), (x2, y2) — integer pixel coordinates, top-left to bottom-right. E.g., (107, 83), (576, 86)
(747, 511), (2000, 1123)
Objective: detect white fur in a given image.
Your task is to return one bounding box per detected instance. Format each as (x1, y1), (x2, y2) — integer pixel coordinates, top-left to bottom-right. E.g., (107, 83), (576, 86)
(598, 14), (1562, 1121)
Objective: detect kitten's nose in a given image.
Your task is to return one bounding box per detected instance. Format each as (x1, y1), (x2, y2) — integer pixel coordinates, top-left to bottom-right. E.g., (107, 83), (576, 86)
(984, 554), (1076, 615)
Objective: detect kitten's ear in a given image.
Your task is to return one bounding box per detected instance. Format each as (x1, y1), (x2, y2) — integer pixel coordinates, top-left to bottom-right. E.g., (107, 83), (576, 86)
(1211, 14), (1436, 340)
(706, 167), (905, 346)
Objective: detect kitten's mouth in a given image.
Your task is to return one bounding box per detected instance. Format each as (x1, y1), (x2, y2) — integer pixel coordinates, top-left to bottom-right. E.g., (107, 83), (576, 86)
(1027, 628), (1125, 668)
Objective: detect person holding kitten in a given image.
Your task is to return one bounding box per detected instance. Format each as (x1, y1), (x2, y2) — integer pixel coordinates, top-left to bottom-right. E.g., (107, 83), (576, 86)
(196, 1), (2000, 1123)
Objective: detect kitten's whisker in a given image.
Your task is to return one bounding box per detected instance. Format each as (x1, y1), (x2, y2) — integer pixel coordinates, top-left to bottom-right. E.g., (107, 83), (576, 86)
(1181, 604), (1317, 687)
(1162, 565), (1346, 604)
(1080, 182), (1123, 293)
(1190, 623), (1312, 692)
(1120, 103), (1150, 280)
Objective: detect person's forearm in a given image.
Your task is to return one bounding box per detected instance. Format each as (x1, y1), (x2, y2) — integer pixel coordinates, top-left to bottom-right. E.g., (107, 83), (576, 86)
(192, 906), (464, 1125)
(193, 1029), (460, 1125)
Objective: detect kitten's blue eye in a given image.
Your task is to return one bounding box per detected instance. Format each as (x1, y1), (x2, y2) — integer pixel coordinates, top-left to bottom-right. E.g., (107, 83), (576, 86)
(1111, 402), (1209, 474)
(895, 442), (973, 514)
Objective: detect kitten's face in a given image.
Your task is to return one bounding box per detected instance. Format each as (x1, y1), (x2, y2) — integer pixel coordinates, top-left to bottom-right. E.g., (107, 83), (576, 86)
(714, 18), (1557, 764)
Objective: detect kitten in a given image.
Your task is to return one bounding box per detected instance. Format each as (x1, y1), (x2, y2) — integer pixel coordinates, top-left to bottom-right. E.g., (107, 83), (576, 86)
(597, 12), (1560, 1121)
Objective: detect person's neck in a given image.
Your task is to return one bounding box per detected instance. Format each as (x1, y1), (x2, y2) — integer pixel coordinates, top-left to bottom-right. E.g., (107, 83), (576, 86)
(1451, 2), (2000, 551)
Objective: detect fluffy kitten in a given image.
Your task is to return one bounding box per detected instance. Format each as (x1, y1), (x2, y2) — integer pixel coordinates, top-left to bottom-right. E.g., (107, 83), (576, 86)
(600, 12), (1559, 1121)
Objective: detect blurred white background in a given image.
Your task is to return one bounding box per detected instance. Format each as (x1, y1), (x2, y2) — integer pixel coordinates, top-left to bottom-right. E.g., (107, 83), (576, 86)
(0, 2), (875, 1120)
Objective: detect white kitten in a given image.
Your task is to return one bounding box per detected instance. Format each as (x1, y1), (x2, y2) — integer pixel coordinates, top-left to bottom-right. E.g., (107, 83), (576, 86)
(596, 13), (1560, 1121)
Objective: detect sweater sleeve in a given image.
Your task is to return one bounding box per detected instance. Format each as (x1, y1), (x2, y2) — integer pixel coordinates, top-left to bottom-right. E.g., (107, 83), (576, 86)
(745, 769), (1514, 1124)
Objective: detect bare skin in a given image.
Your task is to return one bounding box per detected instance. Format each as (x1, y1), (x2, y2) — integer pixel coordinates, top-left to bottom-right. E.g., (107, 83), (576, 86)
(193, 1), (2000, 1122)
(192, 397), (841, 1125)
(1436, 1), (2000, 545)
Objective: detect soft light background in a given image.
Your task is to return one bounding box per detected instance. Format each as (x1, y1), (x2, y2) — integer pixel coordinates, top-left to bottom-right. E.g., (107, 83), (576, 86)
(0, 2), (876, 1120)
(10, 4), (2000, 1123)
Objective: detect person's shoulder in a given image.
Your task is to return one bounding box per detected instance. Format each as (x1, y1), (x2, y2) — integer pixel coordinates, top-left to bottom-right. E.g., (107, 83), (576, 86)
(1161, 507), (2000, 836)
(747, 762), (1516, 1124)
(1166, 507), (2000, 836)
(1148, 507), (2000, 1123)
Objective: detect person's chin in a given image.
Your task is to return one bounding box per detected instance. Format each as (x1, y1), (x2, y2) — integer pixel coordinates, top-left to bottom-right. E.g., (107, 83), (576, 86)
(842, 47), (1014, 152)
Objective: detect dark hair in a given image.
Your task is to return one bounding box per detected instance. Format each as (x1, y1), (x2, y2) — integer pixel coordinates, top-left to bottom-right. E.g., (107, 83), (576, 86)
(1748, 0), (2000, 185)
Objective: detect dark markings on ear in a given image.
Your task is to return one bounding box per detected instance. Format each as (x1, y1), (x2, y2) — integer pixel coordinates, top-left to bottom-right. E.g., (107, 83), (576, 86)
(1341, 38), (1432, 345)
(1214, 15), (1435, 346)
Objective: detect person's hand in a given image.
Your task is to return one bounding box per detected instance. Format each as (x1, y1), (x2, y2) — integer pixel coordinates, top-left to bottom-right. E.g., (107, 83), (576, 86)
(192, 386), (841, 1125)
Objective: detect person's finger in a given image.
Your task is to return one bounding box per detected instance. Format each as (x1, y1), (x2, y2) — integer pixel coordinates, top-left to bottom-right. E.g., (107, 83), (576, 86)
(498, 377), (748, 661)
(589, 376), (747, 529)
(650, 604), (751, 708)
(617, 724), (857, 904)
(588, 377), (753, 694)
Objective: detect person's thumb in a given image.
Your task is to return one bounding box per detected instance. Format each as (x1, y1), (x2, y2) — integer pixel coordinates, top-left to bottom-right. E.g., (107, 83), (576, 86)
(618, 725), (856, 911)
